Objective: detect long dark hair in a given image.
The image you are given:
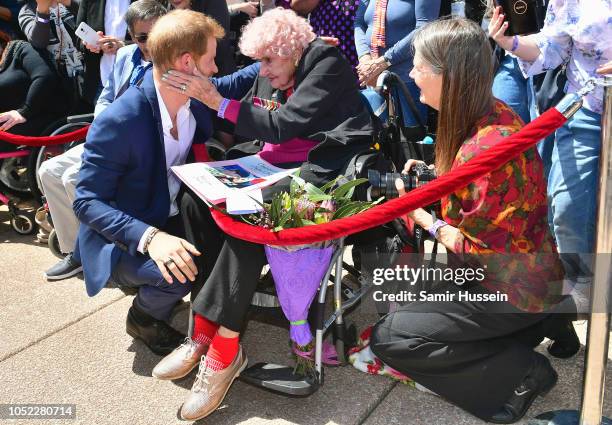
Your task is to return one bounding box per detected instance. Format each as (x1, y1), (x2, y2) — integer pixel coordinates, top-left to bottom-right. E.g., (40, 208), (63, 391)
(412, 18), (495, 174)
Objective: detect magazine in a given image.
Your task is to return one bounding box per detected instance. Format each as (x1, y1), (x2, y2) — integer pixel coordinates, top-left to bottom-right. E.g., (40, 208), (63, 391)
(171, 155), (298, 214)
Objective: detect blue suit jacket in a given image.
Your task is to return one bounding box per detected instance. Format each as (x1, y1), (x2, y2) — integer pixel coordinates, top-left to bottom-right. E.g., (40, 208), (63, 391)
(74, 63), (260, 297)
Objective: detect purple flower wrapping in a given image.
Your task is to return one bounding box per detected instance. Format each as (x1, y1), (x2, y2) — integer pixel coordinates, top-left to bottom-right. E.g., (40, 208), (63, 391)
(264, 245), (335, 346)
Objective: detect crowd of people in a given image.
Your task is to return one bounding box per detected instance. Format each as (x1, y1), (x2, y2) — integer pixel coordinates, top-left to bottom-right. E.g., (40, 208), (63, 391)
(1, 0), (611, 423)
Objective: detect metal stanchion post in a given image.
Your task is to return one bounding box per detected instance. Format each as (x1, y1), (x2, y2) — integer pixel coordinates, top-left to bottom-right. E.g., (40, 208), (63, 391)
(528, 78), (612, 425)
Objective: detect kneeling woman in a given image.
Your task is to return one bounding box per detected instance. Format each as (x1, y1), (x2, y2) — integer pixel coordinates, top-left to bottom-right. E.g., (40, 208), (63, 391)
(369, 19), (564, 424)
(153, 8), (373, 421)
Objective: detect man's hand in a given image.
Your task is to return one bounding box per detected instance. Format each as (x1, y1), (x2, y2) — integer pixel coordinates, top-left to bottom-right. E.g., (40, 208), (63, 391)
(147, 231), (201, 284)
(320, 36), (339, 47)
(0, 110), (26, 132)
(83, 31), (103, 53)
(230, 1), (259, 17)
(98, 35), (124, 54)
(57, 0), (72, 7)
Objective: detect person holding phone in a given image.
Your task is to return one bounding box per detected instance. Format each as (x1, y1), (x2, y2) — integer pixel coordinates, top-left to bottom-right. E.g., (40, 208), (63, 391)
(76, 0), (134, 105)
(489, 0), (612, 296)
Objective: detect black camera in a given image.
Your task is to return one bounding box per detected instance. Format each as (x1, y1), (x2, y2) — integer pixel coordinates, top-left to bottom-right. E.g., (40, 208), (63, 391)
(367, 163), (436, 200)
(495, 0), (544, 36)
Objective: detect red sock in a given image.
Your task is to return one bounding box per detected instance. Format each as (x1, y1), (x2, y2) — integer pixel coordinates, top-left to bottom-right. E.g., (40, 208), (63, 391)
(205, 333), (239, 371)
(192, 314), (219, 346)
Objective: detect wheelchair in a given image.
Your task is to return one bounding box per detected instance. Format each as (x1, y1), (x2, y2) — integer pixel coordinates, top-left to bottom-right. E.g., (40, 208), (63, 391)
(195, 71), (438, 397)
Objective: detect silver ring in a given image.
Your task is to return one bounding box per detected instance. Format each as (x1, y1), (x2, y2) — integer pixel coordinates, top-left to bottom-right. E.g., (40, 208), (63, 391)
(181, 83), (187, 92)
(164, 258), (175, 267)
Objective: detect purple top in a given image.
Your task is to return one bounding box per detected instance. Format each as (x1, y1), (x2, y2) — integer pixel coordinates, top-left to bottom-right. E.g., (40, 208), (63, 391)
(309, 0), (360, 69)
(222, 99), (319, 164)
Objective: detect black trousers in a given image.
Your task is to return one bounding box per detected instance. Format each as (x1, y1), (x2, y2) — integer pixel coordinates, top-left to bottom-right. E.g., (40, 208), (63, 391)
(180, 151), (337, 332)
(370, 281), (556, 421)
(181, 190), (267, 332)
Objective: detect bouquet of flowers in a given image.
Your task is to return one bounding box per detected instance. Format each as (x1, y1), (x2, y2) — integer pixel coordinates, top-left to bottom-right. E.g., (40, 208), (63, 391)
(244, 175), (380, 375)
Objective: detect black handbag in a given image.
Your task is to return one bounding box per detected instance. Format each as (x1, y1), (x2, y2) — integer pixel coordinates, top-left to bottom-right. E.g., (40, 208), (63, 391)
(534, 63), (568, 114)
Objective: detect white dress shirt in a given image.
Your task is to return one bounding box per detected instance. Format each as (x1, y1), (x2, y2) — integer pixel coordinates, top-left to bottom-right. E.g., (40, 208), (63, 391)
(137, 81), (196, 253)
(100, 0), (130, 86)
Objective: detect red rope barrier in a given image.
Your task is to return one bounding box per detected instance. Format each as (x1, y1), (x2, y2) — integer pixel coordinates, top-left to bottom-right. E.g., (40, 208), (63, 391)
(0, 126), (89, 147)
(211, 107), (567, 246)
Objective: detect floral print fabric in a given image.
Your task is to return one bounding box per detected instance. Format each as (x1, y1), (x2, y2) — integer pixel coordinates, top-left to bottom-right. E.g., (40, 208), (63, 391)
(441, 100), (564, 312)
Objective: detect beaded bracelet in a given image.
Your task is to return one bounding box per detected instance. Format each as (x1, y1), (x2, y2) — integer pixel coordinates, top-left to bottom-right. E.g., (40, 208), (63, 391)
(143, 228), (160, 254)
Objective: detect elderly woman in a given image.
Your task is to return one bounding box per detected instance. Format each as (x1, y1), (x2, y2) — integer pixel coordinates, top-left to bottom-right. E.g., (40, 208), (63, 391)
(153, 8), (373, 421)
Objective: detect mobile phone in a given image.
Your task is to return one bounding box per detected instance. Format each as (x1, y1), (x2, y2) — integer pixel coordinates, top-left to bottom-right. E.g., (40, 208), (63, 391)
(75, 22), (101, 46)
(495, 0), (541, 36)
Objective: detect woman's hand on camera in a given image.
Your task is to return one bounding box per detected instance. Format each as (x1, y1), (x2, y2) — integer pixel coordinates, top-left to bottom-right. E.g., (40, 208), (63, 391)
(163, 68), (224, 110)
(402, 159), (434, 175)
(394, 179), (432, 226)
(0, 110), (26, 132)
(147, 231), (201, 284)
(488, 6), (514, 51)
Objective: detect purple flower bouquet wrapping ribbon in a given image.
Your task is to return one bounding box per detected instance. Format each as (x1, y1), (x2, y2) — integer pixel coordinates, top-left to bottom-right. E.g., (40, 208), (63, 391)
(264, 245), (335, 346)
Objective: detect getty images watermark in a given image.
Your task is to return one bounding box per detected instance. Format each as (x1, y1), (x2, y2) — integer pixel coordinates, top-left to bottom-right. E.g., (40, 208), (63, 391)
(370, 263), (509, 303)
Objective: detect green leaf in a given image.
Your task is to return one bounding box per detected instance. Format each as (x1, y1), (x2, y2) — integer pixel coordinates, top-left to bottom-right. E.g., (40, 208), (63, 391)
(319, 178), (339, 194)
(277, 207), (293, 228)
(302, 219), (317, 226)
(304, 182), (325, 196)
(307, 194), (332, 202)
(289, 173), (306, 187)
(332, 178), (368, 200)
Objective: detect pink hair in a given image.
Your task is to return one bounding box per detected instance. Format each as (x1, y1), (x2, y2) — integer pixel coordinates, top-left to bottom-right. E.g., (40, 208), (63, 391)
(238, 8), (316, 59)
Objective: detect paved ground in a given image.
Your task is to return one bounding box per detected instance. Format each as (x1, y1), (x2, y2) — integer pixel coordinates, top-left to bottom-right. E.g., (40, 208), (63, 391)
(1, 205), (611, 425)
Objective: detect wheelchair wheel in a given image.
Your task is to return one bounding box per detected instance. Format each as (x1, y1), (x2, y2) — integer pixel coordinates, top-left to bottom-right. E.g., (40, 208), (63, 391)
(0, 152), (32, 196)
(11, 212), (36, 235)
(27, 122), (88, 202)
(48, 229), (64, 259)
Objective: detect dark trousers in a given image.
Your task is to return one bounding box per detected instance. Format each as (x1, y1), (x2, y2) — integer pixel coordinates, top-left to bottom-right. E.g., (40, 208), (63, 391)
(181, 190), (265, 332)
(110, 215), (191, 322)
(180, 150), (335, 332)
(370, 282), (554, 421)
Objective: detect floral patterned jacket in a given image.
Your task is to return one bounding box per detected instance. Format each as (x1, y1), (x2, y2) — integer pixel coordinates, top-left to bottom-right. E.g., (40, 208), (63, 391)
(441, 100), (564, 312)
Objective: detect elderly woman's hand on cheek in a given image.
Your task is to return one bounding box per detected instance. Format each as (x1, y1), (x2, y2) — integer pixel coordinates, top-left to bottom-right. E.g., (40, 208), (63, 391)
(162, 68), (224, 110)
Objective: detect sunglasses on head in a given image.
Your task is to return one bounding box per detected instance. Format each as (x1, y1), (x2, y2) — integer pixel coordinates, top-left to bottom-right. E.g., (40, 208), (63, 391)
(134, 33), (148, 43)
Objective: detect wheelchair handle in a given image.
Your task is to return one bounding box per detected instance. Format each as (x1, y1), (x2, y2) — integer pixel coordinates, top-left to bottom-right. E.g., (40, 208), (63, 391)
(66, 113), (95, 124)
